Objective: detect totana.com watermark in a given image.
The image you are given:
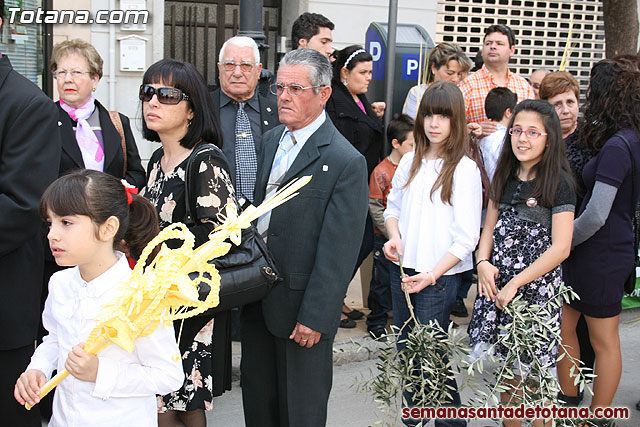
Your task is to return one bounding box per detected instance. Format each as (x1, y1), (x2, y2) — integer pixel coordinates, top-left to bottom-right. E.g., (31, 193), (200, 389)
(6, 8), (149, 25)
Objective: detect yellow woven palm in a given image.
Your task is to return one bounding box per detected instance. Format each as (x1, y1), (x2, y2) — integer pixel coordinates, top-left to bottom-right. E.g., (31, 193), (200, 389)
(27, 175), (312, 409)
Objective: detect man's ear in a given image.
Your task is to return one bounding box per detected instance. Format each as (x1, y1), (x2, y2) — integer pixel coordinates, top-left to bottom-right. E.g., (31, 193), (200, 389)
(298, 38), (308, 49)
(319, 85), (332, 103)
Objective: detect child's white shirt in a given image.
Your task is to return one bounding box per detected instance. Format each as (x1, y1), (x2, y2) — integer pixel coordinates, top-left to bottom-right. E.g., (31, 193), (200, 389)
(384, 151), (482, 274)
(478, 124), (508, 181)
(28, 253), (184, 427)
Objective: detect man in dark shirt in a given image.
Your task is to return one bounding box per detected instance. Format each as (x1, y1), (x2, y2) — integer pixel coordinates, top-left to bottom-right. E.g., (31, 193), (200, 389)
(211, 36), (278, 203)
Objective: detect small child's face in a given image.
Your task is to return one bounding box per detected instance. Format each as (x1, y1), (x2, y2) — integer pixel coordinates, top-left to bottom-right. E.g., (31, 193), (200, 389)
(395, 132), (415, 157)
(46, 210), (101, 268)
(510, 110), (548, 168)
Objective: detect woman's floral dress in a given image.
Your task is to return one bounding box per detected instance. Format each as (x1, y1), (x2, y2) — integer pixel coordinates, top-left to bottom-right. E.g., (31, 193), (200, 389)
(467, 177), (575, 370)
(142, 145), (235, 412)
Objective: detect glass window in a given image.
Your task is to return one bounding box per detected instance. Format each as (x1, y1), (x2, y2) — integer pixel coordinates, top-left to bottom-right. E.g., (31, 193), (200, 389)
(0, 0), (45, 88)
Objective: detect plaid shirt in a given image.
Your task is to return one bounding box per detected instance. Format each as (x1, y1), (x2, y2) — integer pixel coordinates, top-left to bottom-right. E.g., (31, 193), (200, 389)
(459, 65), (535, 124)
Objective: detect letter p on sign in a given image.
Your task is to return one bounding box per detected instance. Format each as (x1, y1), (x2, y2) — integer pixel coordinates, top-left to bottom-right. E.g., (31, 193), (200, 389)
(406, 59), (419, 76)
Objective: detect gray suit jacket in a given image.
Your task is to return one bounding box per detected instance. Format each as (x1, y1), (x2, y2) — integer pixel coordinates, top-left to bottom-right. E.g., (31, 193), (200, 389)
(254, 117), (369, 339)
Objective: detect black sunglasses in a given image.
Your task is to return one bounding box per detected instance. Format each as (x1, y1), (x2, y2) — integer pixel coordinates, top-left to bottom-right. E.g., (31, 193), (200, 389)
(139, 85), (191, 105)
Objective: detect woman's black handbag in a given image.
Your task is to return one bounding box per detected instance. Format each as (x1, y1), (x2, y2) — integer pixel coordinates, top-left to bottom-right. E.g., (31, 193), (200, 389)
(183, 143), (281, 314)
(619, 133), (640, 295)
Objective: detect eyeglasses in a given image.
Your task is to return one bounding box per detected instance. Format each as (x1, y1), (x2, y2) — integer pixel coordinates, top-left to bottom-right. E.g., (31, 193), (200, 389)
(54, 70), (91, 80)
(220, 61), (256, 72)
(139, 85), (191, 105)
(508, 128), (548, 139)
(269, 83), (324, 97)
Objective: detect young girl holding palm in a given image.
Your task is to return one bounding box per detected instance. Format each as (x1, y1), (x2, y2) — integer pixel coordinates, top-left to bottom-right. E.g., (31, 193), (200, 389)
(383, 81), (482, 426)
(468, 100), (575, 427)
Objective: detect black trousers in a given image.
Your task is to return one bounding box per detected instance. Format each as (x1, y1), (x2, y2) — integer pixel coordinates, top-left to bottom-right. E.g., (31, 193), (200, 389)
(0, 344), (41, 427)
(240, 303), (333, 427)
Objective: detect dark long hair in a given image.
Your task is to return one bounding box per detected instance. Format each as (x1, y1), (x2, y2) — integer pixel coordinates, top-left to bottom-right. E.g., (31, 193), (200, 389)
(39, 170), (159, 254)
(409, 81), (468, 204)
(332, 45), (373, 85)
(491, 99), (574, 207)
(141, 59), (221, 149)
(580, 59), (640, 154)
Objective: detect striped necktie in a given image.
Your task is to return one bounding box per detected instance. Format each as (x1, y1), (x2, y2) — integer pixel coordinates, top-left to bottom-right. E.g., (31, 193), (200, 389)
(256, 131), (297, 241)
(235, 102), (257, 202)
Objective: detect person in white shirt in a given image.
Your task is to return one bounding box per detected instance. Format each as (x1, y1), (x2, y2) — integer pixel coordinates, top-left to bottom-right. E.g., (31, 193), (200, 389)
(14, 170), (183, 427)
(383, 81), (482, 427)
(478, 87), (517, 181)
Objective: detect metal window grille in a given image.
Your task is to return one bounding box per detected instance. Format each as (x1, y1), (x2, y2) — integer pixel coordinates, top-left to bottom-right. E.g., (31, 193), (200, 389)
(437, 0), (605, 97)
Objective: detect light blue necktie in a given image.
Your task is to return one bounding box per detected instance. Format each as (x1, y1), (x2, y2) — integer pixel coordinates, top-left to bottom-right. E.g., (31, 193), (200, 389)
(256, 131), (297, 241)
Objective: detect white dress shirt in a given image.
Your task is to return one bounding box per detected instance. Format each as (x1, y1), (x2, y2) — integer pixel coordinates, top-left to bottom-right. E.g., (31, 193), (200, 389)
(28, 253), (184, 427)
(384, 152), (482, 274)
(478, 124), (507, 181)
(276, 110), (327, 169)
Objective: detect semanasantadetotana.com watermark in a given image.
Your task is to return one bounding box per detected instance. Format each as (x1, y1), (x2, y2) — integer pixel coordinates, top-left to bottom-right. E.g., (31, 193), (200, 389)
(6, 8), (149, 25)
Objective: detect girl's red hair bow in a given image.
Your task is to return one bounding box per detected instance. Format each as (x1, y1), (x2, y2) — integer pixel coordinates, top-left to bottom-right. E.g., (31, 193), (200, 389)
(121, 180), (139, 205)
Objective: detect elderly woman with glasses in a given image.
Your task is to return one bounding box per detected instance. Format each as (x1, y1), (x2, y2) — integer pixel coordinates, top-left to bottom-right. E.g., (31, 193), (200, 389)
(51, 39), (145, 188)
(140, 58), (235, 426)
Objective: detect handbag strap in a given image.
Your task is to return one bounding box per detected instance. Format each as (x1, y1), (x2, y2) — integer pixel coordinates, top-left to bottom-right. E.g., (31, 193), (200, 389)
(108, 110), (127, 178)
(616, 132), (640, 256)
(183, 142), (230, 226)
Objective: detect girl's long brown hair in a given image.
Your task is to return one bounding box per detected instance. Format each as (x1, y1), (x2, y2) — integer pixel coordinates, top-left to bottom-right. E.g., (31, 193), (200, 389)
(406, 81), (469, 204)
(491, 99), (574, 207)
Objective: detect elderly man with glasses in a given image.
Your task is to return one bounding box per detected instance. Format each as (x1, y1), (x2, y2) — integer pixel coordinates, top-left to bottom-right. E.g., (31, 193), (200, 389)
(211, 36), (279, 204)
(241, 48), (368, 427)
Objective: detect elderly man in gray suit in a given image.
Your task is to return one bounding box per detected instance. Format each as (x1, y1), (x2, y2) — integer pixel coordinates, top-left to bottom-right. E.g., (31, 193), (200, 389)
(241, 48), (368, 427)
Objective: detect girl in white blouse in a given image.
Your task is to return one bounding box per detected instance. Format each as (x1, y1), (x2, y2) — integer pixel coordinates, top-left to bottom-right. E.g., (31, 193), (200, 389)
(14, 170), (183, 427)
(383, 81), (482, 427)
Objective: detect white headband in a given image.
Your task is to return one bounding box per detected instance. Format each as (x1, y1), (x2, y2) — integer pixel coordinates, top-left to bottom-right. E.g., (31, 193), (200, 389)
(343, 49), (366, 69)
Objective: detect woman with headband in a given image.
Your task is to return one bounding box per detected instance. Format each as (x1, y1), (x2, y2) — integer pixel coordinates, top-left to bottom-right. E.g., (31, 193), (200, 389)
(326, 45), (385, 328)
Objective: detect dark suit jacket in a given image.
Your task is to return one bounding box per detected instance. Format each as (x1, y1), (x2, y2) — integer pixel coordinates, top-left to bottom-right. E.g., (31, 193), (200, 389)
(254, 117), (369, 339)
(57, 99), (146, 188)
(210, 88), (279, 181)
(0, 55), (61, 349)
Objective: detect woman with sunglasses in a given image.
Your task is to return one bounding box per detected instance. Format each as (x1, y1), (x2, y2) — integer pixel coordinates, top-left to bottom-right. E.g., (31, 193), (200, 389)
(140, 58), (235, 427)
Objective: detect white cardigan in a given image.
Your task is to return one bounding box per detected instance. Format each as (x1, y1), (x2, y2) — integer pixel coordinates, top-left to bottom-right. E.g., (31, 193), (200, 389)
(28, 253), (184, 427)
(384, 152), (482, 275)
